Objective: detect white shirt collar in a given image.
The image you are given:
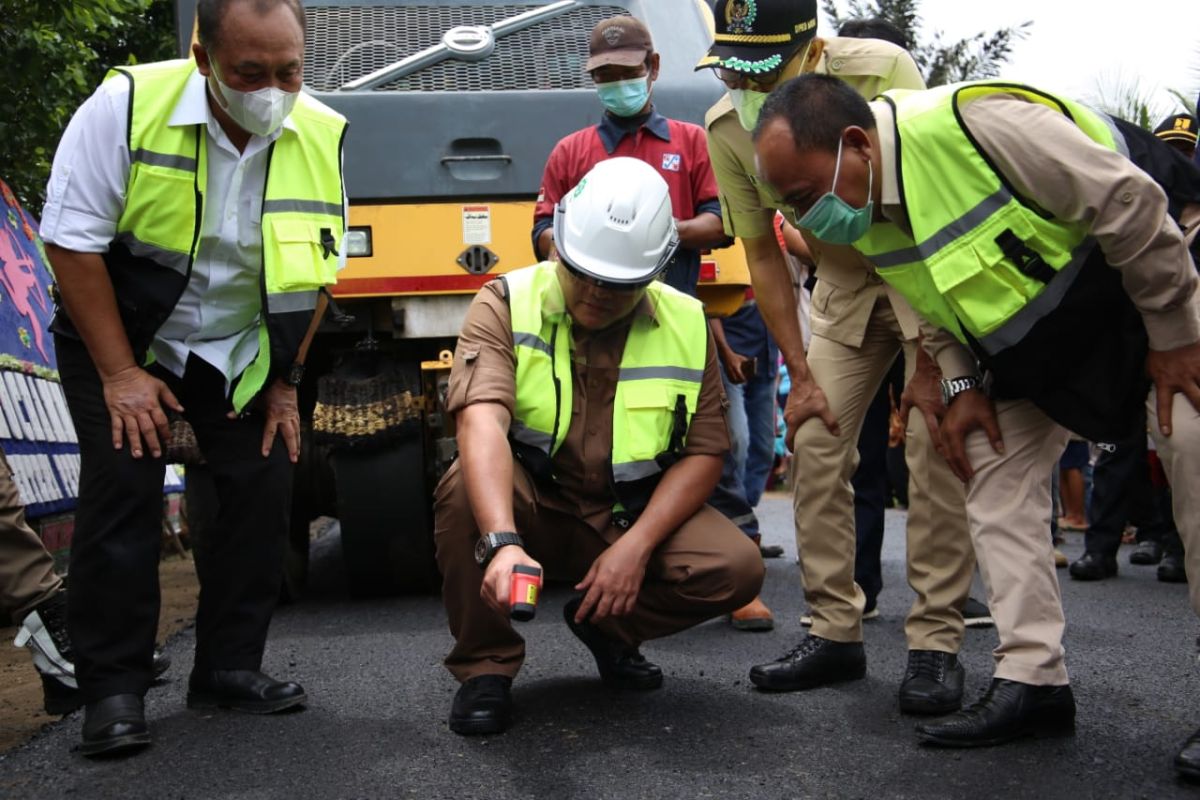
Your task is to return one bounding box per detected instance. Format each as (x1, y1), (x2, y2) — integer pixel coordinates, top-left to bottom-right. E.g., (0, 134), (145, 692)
(168, 67), (298, 138)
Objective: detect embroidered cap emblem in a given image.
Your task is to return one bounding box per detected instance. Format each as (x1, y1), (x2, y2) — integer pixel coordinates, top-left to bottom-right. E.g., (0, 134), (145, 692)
(603, 25), (624, 46)
(725, 0), (756, 34)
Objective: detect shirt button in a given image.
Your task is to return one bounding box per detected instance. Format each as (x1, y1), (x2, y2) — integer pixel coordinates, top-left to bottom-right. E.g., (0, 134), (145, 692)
(1120, 191), (1134, 203)
(830, 58), (845, 71)
(587, 426), (598, 436)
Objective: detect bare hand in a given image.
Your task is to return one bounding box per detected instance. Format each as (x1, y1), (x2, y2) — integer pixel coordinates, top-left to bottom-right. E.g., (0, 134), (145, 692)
(721, 348), (755, 385)
(898, 352), (947, 457)
(481, 545), (543, 617)
(574, 535), (650, 623)
(1146, 341), (1200, 436)
(784, 375), (841, 449)
(101, 366), (184, 459)
(231, 380), (301, 461)
(941, 389), (1004, 483)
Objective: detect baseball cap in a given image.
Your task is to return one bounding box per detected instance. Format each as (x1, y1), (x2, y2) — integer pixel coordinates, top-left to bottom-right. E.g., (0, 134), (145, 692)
(1154, 113), (1198, 145)
(585, 16), (654, 72)
(696, 0), (818, 74)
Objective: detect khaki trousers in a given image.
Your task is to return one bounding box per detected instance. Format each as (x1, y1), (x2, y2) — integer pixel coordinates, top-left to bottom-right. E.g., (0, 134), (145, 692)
(1147, 389), (1200, 617)
(793, 299), (975, 649)
(963, 399), (1070, 685)
(967, 391), (1200, 686)
(0, 448), (62, 620)
(434, 460), (765, 683)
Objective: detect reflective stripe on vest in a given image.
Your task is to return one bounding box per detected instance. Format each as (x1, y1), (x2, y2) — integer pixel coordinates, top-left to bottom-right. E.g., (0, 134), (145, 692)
(108, 59), (347, 411)
(504, 262), (707, 492)
(854, 82), (1120, 353)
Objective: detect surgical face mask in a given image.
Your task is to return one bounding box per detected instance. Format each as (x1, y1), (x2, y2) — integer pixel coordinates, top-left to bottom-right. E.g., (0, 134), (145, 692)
(596, 76), (650, 118)
(730, 88), (769, 132)
(795, 136), (874, 245)
(208, 67), (298, 138)
(727, 40), (814, 132)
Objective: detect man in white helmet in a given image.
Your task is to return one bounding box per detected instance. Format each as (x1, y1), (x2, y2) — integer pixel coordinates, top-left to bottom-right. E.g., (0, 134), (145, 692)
(434, 157), (764, 736)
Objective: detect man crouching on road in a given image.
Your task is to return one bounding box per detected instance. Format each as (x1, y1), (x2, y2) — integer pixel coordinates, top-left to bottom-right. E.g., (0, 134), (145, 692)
(435, 157), (764, 735)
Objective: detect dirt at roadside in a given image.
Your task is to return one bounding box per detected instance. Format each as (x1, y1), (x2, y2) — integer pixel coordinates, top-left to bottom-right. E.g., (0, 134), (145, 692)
(0, 555), (200, 754)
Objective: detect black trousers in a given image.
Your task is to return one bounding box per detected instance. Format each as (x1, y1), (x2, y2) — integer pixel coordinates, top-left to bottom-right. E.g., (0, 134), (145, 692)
(57, 335), (293, 702)
(1084, 405), (1182, 559)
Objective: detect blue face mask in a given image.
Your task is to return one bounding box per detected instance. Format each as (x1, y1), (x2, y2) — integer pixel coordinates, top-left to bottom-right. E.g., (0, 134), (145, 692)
(596, 76), (650, 118)
(795, 137), (874, 245)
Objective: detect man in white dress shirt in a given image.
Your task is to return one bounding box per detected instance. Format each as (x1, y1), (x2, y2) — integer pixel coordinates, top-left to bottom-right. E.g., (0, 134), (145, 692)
(41, 0), (347, 757)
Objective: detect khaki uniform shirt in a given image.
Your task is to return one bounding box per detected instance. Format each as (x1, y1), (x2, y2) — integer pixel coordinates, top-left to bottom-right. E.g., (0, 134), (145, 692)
(871, 94), (1200, 378)
(705, 36), (927, 347)
(446, 277), (730, 532)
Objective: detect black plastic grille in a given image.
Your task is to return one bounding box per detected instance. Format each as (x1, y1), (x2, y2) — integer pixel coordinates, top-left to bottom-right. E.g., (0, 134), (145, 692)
(304, 4), (631, 92)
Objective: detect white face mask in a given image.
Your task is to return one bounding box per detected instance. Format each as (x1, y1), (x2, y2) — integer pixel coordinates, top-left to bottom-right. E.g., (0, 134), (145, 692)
(208, 69), (298, 138)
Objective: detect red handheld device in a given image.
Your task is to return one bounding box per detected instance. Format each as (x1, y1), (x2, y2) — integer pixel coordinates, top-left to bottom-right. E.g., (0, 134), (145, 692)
(510, 565), (542, 621)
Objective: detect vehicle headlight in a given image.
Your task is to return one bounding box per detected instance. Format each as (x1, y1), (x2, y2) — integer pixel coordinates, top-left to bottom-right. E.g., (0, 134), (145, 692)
(344, 227), (372, 257)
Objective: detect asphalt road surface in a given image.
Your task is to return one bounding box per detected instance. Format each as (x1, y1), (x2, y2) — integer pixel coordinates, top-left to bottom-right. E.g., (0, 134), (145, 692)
(2, 498), (1198, 799)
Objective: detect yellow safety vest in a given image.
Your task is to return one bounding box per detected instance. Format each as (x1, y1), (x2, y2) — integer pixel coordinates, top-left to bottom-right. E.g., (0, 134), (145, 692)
(504, 262), (707, 521)
(58, 59), (347, 411)
(855, 81), (1124, 356)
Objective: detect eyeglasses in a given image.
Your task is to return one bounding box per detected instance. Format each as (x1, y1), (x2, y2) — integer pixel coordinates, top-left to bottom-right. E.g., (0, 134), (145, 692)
(715, 65), (784, 91)
(559, 255), (653, 294)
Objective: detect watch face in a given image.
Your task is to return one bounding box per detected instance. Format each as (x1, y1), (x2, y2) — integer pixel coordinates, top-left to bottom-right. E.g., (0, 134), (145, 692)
(474, 536), (489, 566)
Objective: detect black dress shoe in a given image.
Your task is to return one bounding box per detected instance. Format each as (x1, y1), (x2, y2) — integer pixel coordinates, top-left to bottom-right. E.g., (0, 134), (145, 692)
(80, 694), (151, 758)
(915, 678), (1075, 748)
(898, 650), (965, 715)
(563, 598), (663, 690)
(187, 670), (307, 714)
(759, 543), (785, 559)
(152, 649), (172, 679)
(1130, 540), (1163, 565)
(1158, 553), (1188, 583)
(749, 635), (866, 692)
(449, 675), (513, 736)
(1068, 552), (1118, 581)
(1175, 726), (1200, 782)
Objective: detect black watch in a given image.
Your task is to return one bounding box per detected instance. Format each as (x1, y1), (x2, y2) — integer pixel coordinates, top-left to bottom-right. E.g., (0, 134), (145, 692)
(940, 375), (982, 407)
(474, 531), (525, 568)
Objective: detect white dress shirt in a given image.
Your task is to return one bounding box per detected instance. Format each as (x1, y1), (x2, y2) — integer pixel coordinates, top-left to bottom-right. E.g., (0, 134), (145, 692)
(41, 69), (347, 387)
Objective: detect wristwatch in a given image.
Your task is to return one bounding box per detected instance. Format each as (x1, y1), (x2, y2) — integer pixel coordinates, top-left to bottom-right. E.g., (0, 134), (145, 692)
(940, 375), (983, 407)
(474, 531), (525, 568)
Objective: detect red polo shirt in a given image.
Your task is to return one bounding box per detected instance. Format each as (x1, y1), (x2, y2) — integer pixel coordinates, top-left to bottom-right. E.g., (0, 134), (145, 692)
(532, 108), (721, 295)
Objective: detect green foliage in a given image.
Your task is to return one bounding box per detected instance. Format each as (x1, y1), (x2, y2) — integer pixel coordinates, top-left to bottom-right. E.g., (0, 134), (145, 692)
(0, 0), (176, 211)
(821, 0), (1031, 88)
(1088, 72), (1192, 132)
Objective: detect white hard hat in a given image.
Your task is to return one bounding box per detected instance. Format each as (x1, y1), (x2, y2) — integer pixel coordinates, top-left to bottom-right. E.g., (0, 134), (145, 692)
(553, 157), (680, 286)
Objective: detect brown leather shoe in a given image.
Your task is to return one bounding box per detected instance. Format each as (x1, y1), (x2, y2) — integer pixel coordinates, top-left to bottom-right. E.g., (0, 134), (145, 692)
(731, 595), (774, 632)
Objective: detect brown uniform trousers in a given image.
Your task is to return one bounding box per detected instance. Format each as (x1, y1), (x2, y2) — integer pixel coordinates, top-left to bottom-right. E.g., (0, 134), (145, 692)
(0, 447), (62, 620)
(434, 459), (764, 683)
(794, 281), (975, 650)
(964, 391), (1200, 685)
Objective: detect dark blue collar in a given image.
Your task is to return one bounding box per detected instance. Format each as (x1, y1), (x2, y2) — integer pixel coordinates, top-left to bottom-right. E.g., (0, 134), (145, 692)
(596, 107), (671, 155)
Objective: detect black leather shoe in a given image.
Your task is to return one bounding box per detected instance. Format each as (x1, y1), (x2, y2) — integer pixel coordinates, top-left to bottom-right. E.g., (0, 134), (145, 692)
(449, 675), (513, 736)
(915, 678), (1075, 747)
(187, 670), (307, 714)
(1130, 540), (1163, 565)
(563, 598), (663, 690)
(749, 635), (866, 692)
(899, 650), (965, 715)
(80, 694), (151, 758)
(151, 649), (172, 679)
(1175, 726), (1200, 782)
(1158, 553), (1188, 583)
(1068, 552), (1118, 581)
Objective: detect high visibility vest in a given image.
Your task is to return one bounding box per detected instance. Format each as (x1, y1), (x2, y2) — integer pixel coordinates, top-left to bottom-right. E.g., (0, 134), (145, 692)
(855, 82), (1125, 357)
(61, 59), (347, 412)
(503, 262), (707, 521)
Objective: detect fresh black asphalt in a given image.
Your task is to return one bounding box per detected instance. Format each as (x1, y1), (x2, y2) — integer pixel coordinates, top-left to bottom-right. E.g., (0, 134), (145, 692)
(2, 498), (1198, 799)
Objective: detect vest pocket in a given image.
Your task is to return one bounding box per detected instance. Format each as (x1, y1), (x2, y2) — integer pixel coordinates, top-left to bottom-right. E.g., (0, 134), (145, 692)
(266, 217), (338, 290)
